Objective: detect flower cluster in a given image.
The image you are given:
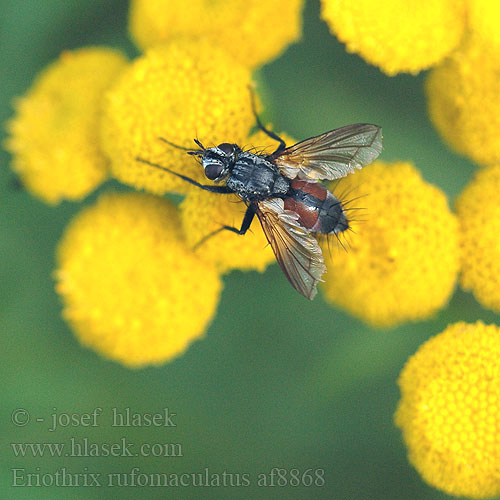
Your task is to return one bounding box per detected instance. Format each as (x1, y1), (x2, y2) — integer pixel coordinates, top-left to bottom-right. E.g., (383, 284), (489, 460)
(421, 0), (500, 168)
(320, 0), (500, 177)
(320, 0), (466, 76)
(455, 165), (500, 313)
(129, 0), (304, 68)
(55, 192), (222, 367)
(321, 161), (459, 327)
(6, 4), (500, 497)
(4, 1), (304, 366)
(426, 34), (500, 166)
(468, 0), (500, 49)
(396, 321), (500, 498)
(4, 47), (127, 203)
(101, 38), (255, 195)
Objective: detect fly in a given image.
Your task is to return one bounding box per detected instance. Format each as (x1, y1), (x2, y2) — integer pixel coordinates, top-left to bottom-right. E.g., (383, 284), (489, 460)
(137, 103), (382, 300)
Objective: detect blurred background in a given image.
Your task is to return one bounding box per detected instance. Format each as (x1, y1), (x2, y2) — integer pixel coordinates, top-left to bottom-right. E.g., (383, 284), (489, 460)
(1, 1), (498, 499)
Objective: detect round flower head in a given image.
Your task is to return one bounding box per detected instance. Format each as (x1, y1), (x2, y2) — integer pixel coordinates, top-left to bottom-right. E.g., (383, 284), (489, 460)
(455, 165), (500, 312)
(469, 0), (500, 49)
(129, 0), (303, 68)
(100, 38), (255, 196)
(321, 161), (459, 327)
(320, 0), (466, 75)
(180, 130), (296, 273)
(5, 47), (128, 204)
(395, 321), (500, 498)
(426, 34), (500, 166)
(55, 192), (222, 368)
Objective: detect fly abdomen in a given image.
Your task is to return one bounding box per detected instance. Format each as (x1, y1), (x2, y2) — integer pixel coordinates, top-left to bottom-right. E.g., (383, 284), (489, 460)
(284, 180), (348, 234)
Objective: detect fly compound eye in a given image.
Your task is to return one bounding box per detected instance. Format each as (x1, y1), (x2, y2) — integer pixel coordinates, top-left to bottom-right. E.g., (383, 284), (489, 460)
(217, 143), (235, 155)
(204, 163), (224, 180)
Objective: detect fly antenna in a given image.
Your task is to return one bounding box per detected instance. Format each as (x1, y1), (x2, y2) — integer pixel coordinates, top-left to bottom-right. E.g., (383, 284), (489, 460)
(158, 137), (203, 156)
(158, 137), (191, 151)
(193, 138), (205, 150)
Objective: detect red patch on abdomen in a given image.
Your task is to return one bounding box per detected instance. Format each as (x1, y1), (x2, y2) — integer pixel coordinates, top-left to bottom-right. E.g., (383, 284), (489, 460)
(290, 180), (327, 200)
(284, 197), (319, 230)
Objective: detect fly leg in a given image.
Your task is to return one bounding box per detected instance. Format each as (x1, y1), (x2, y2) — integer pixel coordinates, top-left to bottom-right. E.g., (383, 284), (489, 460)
(194, 204), (256, 249)
(219, 203), (256, 235)
(136, 157), (233, 194)
(249, 87), (286, 155)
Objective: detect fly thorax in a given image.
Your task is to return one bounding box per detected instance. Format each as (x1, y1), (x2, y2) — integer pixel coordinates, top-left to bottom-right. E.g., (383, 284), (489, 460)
(273, 175), (290, 196)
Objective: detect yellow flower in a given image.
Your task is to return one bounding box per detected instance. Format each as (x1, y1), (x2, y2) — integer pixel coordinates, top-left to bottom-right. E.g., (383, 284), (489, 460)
(455, 165), (500, 312)
(100, 38), (255, 196)
(321, 161), (459, 327)
(395, 321), (500, 498)
(55, 192), (222, 368)
(426, 34), (500, 166)
(4, 47), (127, 204)
(129, 0), (303, 68)
(469, 0), (500, 49)
(320, 0), (466, 75)
(180, 130), (295, 273)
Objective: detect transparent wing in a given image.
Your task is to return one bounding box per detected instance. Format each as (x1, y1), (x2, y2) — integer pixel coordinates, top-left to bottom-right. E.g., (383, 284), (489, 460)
(257, 198), (326, 300)
(272, 123), (382, 181)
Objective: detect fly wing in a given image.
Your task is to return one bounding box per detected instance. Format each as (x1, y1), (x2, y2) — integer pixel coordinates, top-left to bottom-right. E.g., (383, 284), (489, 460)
(257, 198), (326, 300)
(271, 123), (382, 181)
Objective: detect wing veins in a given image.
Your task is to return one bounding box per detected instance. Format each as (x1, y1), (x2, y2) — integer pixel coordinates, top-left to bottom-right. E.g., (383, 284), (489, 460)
(272, 123), (382, 181)
(257, 199), (326, 299)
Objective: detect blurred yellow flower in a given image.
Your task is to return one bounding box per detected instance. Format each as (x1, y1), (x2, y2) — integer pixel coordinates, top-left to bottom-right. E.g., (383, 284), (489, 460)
(469, 0), (500, 48)
(180, 130), (295, 273)
(5, 47), (127, 204)
(455, 165), (500, 312)
(395, 321), (500, 498)
(129, 0), (303, 68)
(320, 0), (465, 75)
(100, 38), (255, 196)
(55, 192), (222, 368)
(426, 34), (500, 166)
(321, 161), (459, 327)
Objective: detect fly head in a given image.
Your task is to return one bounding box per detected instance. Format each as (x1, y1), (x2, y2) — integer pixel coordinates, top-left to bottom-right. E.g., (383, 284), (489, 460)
(201, 143), (240, 181)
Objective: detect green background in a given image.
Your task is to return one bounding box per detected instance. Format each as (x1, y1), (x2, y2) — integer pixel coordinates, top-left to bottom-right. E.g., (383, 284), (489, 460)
(1, 1), (498, 499)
